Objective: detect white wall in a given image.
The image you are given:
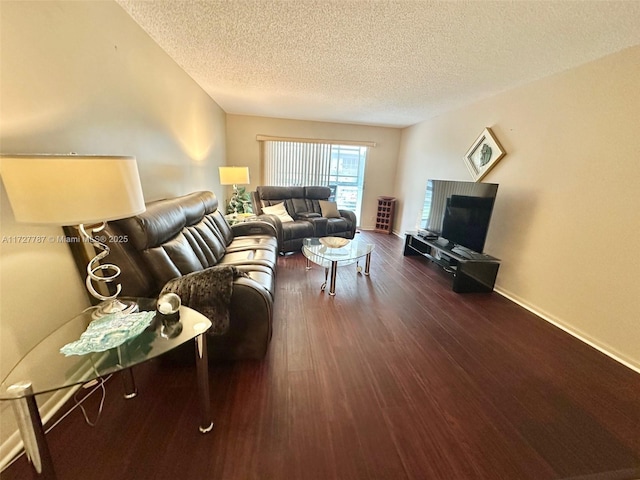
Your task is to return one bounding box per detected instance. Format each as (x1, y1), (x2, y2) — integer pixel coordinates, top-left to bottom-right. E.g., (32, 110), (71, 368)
(225, 114), (402, 228)
(0, 0), (227, 463)
(395, 46), (640, 371)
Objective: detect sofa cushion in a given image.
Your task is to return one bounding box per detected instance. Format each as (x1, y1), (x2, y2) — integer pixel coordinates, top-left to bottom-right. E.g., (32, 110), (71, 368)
(184, 222), (226, 264)
(226, 235), (278, 251)
(209, 211), (235, 246)
(304, 186), (332, 200)
(262, 202), (294, 223)
(282, 220), (315, 241)
(116, 202), (187, 251)
(218, 248), (278, 271)
(290, 198), (311, 217)
(139, 225), (226, 291)
(297, 212), (321, 219)
(258, 185), (305, 201)
(319, 200), (340, 218)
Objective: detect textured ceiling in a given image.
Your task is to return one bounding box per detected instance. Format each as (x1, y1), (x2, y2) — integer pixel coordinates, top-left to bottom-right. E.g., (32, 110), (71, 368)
(116, 0), (640, 128)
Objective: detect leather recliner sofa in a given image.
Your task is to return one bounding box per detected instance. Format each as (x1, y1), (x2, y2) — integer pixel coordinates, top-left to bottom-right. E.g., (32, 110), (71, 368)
(251, 186), (357, 254)
(103, 191), (278, 360)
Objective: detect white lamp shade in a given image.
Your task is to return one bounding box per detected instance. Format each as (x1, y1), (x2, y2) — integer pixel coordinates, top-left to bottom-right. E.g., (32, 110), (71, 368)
(218, 166), (250, 186)
(1, 155), (146, 225)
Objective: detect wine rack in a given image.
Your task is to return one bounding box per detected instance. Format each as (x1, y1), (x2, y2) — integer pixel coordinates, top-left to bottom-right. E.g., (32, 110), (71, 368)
(374, 196), (396, 234)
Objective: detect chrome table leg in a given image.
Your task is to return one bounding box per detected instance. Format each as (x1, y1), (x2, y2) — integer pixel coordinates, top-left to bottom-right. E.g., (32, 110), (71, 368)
(364, 251), (372, 275)
(195, 334), (213, 433)
(121, 369), (137, 399)
(321, 267), (328, 292)
(7, 382), (56, 479)
(329, 260), (338, 296)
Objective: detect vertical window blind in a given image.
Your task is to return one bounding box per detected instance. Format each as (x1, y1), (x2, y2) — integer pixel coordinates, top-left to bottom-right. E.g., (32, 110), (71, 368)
(258, 135), (374, 218)
(263, 141), (333, 186)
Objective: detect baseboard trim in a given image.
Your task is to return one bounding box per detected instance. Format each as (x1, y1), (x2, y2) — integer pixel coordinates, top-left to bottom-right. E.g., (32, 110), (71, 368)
(495, 286), (640, 375)
(393, 231), (639, 374)
(0, 384), (81, 472)
(0, 357), (112, 472)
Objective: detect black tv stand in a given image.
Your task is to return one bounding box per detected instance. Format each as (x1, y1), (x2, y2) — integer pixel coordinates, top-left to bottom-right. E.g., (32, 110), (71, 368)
(403, 232), (500, 293)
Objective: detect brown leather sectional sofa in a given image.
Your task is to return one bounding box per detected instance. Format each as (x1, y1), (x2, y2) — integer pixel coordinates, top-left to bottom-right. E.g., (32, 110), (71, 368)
(251, 186), (357, 254)
(103, 191), (277, 360)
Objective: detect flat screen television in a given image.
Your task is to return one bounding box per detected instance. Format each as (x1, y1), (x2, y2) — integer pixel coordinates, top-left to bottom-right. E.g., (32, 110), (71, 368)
(419, 179), (498, 253)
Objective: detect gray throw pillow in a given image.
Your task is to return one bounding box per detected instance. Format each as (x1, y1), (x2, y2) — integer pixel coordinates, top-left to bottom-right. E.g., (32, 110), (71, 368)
(319, 200), (340, 218)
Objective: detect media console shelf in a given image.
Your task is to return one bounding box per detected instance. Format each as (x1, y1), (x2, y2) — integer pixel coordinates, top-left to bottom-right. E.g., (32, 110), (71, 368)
(403, 232), (500, 293)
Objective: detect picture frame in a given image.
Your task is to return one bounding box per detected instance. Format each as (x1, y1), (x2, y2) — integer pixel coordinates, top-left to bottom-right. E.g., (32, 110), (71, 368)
(463, 127), (506, 182)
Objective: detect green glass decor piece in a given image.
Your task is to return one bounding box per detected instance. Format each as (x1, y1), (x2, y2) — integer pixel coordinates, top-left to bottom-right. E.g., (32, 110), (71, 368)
(60, 311), (155, 356)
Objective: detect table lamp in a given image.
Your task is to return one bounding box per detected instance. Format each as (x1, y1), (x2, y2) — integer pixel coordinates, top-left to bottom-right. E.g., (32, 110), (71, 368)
(1, 155), (146, 317)
(218, 166), (250, 215)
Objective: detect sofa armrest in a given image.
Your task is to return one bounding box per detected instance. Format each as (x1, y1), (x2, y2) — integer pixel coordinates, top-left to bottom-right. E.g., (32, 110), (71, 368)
(339, 209), (357, 223)
(306, 217), (328, 237)
(339, 209), (357, 238)
(231, 220), (278, 238)
(242, 214), (283, 251)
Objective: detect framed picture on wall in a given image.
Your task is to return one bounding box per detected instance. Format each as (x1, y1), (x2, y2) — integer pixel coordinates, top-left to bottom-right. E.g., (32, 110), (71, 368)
(463, 127), (506, 181)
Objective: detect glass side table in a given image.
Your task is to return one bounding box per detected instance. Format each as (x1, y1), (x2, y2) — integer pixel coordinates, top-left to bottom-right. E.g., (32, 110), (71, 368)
(0, 298), (213, 479)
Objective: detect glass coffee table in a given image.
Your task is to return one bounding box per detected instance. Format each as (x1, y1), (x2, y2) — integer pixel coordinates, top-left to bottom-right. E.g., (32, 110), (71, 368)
(0, 298), (213, 479)
(302, 237), (374, 296)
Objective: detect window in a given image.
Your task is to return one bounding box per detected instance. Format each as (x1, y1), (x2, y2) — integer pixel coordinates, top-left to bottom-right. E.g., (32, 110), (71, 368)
(264, 141), (332, 186)
(328, 145), (366, 215)
(261, 139), (369, 223)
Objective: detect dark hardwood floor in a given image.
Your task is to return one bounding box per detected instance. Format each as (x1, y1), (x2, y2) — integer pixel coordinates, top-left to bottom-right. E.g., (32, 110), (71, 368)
(3, 231), (639, 480)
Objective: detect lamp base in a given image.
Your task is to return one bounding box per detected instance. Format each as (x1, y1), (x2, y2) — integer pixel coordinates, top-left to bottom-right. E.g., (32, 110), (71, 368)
(91, 298), (139, 319)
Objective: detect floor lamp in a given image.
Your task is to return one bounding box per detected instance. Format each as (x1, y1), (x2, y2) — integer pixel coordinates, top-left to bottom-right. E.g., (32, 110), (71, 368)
(1, 155), (146, 317)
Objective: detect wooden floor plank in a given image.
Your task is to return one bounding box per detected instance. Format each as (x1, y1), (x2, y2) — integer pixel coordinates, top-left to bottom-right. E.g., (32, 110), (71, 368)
(3, 231), (639, 480)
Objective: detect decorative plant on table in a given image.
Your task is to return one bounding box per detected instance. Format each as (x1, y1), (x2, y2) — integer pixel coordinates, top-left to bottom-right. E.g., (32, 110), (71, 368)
(226, 186), (253, 214)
